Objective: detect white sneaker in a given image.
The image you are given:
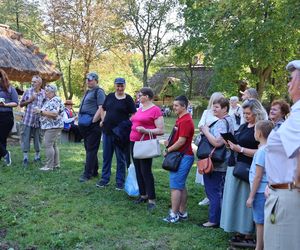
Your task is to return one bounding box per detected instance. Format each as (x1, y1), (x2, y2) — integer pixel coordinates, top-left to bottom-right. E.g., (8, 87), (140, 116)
(40, 166), (53, 171)
(198, 197), (210, 206)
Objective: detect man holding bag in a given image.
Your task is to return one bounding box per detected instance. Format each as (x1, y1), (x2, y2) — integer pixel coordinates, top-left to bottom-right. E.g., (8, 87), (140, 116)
(78, 72), (106, 182)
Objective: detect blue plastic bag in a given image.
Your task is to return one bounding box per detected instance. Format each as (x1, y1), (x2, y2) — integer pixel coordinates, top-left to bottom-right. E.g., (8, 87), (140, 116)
(125, 163), (139, 197)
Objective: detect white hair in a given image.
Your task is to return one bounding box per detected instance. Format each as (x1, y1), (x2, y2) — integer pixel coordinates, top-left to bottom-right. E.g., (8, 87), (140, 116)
(208, 92), (224, 109)
(230, 96), (239, 102)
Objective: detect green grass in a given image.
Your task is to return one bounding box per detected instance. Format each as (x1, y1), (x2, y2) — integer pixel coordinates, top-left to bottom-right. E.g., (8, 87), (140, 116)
(0, 118), (231, 250)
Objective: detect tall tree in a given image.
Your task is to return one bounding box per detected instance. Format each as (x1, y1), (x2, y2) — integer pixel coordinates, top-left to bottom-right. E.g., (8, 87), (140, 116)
(182, 0), (300, 99)
(120, 0), (180, 86)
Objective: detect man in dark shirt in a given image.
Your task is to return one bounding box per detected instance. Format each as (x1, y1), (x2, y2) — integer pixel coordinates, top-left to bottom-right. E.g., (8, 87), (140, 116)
(96, 77), (136, 190)
(78, 72), (106, 182)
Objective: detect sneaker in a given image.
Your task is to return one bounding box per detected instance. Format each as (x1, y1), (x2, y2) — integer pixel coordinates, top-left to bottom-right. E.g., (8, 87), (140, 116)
(79, 175), (90, 183)
(115, 183), (124, 191)
(40, 166), (53, 171)
(4, 151), (11, 166)
(22, 158), (29, 168)
(178, 211), (188, 220)
(163, 212), (179, 223)
(198, 197), (210, 206)
(147, 203), (156, 211)
(96, 180), (109, 188)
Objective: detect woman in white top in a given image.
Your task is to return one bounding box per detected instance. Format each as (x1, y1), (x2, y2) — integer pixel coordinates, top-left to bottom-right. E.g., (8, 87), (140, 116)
(229, 96), (244, 131)
(264, 60), (300, 250)
(196, 92), (223, 205)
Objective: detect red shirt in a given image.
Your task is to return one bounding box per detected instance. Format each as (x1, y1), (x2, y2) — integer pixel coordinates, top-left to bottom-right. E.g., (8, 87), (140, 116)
(171, 113), (194, 155)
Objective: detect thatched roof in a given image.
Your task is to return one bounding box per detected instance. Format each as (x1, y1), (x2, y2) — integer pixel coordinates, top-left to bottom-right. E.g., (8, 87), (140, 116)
(0, 24), (61, 82)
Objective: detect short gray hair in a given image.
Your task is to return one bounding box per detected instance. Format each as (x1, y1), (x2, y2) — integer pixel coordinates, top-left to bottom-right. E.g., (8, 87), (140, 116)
(45, 84), (57, 94)
(230, 96), (239, 102)
(32, 75), (42, 84)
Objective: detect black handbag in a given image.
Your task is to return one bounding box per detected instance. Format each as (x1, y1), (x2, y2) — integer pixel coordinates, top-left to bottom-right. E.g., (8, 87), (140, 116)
(162, 151), (184, 172)
(197, 119), (229, 162)
(233, 161), (250, 183)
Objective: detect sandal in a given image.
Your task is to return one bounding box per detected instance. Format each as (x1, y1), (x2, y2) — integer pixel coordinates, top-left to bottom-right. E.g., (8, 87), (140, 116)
(229, 234), (245, 243)
(231, 238), (256, 248)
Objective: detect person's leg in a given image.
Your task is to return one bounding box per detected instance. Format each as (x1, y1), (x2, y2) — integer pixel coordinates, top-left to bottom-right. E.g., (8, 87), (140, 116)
(115, 144), (127, 187)
(22, 125), (31, 159)
(256, 224), (264, 250)
(33, 127), (41, 159)
(139, 158), (155, 202)
(101, 133), (114, 184)
(43, 129), (55, 169)
(53, 129), (62, 167)
(71, 124), (82, 142)
(84, 125), (101, 178)
(171, 189), (182, 213)
(179, 188), (187, 213)
(0, 113), (13, 158)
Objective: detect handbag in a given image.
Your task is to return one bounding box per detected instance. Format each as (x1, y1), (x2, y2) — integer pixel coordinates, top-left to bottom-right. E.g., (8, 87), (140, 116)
(162, 151), (184, 172)
(133, 132), (161, 159)
(233, 161), (250, 182)
(197, 148), (215, 174)
(78, 113), (93, 126)
(124, 163), (139, 197)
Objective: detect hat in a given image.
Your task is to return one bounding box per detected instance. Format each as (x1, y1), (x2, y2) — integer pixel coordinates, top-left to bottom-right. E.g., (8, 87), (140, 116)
(114, 77), (126, 84)
(64, 100), (74, 105)
(286, 60), (300, 71)
(45, 84), (57, 93)
(86, 72), (99, 81)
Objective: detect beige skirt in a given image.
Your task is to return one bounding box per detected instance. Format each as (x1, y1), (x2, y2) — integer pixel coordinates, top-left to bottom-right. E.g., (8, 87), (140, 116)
(264, 188), (300, 250)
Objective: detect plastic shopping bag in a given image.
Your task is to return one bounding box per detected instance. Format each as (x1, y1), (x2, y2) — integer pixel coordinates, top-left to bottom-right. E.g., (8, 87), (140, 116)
(125, 163), (139, 197)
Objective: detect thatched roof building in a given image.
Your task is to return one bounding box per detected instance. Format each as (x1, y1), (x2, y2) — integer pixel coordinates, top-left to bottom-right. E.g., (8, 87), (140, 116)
(0, 24), (61, 82)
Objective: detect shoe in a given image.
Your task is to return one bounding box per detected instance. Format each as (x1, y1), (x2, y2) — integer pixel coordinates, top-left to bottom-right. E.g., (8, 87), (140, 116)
(34, 157), (41, 163)
(178, 211), (188, 220)
(95, 180), (109, 188)
(22, 158), (29, 168)
(115, 183), (124, 191)
(79, 175), (90, 182)
(39, 166), (53, 171)
(134, 197), (148, 204)
(198, 197), (210, 206)
(147, 203), (156, 211)
(230, 239), (256, 248)
(4, 151), (11, 166)
(163, 212), (179, 223)
(199, 221), (219, 228)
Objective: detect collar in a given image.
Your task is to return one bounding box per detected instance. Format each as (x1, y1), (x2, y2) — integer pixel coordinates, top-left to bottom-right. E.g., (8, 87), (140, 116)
(291, 99), (300, 111)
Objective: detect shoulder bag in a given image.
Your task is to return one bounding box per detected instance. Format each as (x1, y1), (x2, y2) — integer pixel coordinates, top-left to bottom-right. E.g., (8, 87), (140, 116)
(133, 132), (161, 159)
(197, 148), (215, 174)
(233, 161), (250, 183)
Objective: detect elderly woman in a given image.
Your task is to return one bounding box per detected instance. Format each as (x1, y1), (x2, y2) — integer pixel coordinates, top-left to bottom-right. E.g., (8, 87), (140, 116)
(229, 96), (244, 131)
(268, 99), (290, 131)
(130, 87), (164, 211)
(199, 97), (234, 227)
(264, 60), (300, 250)
(0, 69), (18, 166)
(220, 99), (266, 248)
(34, 84), (64, 171)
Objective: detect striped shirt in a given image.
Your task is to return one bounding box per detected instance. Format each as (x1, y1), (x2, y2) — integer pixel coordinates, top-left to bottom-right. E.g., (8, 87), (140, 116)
(21, 88), (46, 127)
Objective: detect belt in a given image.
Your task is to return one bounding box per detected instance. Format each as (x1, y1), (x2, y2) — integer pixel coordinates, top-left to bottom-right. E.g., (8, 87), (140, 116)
(269, 182), (300, 190)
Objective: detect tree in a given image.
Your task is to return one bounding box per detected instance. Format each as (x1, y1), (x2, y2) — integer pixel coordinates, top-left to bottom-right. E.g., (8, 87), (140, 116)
(182, 0), (300, 100)
(120, 0), (180, 87)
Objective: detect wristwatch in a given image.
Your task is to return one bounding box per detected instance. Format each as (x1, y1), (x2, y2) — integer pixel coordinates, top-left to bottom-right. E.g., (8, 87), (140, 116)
(40, 110), (43, 115)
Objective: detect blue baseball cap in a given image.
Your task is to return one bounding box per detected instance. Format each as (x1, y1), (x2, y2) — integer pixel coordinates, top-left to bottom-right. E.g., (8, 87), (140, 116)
(114, 77), (126, 84)
(86, 72), (99, 81)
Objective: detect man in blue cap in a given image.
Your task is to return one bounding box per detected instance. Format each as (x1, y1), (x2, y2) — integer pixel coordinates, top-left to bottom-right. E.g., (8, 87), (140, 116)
(96, 77), (136, 190)
(78, 72), (106, 182)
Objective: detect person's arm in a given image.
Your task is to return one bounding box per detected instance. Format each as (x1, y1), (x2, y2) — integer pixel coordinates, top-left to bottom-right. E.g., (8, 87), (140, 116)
(93, 105), (102, 123)
(246, 165), (264, 208)
(227, 140), (257, 157)
(1, 101), (18, 108)
(166, 137), (187, 153)
(39, 109), (58, 119)
(198, 109), (207, 129)
(20, 94), (35, 107)
(63, 111), (76, 123)
(201, 125), (224, 147)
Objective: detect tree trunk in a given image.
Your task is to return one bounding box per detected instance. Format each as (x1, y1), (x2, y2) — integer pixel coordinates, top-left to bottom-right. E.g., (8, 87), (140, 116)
(188, 62), (193, 99)
(257, 65), (272, 100)
(67, 48), (74, 99)
(143, 62), (149, 87)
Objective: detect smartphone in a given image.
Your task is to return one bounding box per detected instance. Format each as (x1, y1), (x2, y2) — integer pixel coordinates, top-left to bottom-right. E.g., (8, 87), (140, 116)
(220, 132), (237, 144)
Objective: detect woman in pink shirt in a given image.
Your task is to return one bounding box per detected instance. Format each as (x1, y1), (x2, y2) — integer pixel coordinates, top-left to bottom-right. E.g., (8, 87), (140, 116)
(130, 87), (164, 211)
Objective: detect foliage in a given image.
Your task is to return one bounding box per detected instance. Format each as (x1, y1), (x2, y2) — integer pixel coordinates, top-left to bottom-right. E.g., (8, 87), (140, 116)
(181, 0), (300, 100)
(0, 120), (231, 249)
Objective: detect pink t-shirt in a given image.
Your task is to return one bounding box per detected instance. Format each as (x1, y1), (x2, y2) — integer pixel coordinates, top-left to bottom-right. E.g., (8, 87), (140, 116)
(130, 105), (162, 142)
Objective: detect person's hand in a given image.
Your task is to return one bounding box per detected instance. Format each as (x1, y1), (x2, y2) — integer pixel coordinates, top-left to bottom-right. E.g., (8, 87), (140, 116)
(264, 185), (270, 198)
(33, 107), (41, 114)
(222, 138), (230, 148)
(136, 126), (148, 134)
(246, 196), (253, 208)
(100, 121), (104, 127)
(164, 140), (169, 147)
(228, 140), (242, 153)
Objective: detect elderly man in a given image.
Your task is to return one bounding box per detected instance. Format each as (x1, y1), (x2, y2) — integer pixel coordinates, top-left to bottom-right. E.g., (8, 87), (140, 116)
(20, 75), (46, 167)
(264, 60), (300, 250)
(78, 72), (106, 182)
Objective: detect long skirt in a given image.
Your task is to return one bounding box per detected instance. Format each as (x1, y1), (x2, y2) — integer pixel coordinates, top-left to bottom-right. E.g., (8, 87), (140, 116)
(220, 166), (254, 234)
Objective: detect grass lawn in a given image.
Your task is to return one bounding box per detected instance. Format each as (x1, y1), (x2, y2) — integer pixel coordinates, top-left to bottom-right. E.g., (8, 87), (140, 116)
(0, 117), (232, 250)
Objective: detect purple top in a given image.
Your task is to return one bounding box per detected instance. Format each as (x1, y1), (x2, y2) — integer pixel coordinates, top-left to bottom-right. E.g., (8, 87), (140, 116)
(0, 86), (19, 112)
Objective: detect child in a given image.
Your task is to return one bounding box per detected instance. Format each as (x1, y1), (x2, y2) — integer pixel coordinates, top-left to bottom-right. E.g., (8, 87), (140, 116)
(246, 120), (274, 250)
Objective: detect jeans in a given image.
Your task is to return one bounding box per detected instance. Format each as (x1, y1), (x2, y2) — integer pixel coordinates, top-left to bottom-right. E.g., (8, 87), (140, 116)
(101, 132), (126, 185)
(79, 123), (102, 178)
(204, 171), (226, 224)
(0, 112), (14, 158)
(22, 125), (41, 153)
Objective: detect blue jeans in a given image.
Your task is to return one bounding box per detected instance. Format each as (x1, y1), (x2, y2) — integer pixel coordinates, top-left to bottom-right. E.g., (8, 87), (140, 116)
(101, 133), (126, 185)
(204, 171), (226, 224)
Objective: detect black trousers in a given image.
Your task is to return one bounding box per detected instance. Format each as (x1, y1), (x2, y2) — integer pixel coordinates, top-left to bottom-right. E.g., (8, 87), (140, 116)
(130, 142), (156, 200)
(0, 112), (14, 158)
(79, 123), (102, 178)
(70, 124), (82, 142)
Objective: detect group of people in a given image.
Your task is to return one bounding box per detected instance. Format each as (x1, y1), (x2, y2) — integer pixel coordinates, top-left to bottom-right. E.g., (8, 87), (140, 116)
(0, 59), (299, 250)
